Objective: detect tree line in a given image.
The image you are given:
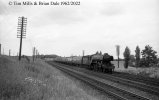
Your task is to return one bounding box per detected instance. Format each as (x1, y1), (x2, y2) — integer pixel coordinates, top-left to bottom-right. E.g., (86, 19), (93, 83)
(123, 45), (158, 68)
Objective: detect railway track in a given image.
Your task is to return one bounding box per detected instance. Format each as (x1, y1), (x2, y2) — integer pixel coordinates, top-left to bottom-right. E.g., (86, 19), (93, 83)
(48, 62), (153, 100)
(77, 67), (159, 96)
(113, 71), (159, 87)
(55, 62), (159, 97)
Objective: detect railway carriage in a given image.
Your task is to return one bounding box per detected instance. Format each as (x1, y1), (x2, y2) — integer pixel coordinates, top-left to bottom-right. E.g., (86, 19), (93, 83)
(82, 55), (91, 65)
(72, 56), (82, 66)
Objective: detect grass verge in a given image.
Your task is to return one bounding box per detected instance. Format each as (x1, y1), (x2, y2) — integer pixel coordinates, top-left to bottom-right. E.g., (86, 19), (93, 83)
(0, 56), (111, 100)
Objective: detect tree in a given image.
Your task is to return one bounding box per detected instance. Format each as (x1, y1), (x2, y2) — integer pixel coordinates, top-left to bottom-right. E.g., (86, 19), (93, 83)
(135, 46), (140, 67)
(141, 45), (158, 67)
(123, 46), (131, 68)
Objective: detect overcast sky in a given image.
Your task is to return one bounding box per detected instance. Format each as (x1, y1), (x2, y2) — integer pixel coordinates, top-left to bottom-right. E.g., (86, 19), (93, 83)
(0, 0), (159, 58)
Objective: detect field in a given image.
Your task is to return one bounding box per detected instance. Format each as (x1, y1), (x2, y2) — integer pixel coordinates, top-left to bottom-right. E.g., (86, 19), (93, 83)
(111, 61), (159, 79)
(0, 56), (110, 100)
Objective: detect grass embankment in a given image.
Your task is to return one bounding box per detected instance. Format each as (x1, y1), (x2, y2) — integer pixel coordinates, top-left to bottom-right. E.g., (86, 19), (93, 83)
(112, 61), (159, 79)
(0, 56), (109, 100)
(0, 56), (54, 100)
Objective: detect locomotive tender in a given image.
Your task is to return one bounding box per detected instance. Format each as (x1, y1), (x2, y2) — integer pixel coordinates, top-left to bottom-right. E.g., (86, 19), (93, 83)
(55, 53), (115, 73)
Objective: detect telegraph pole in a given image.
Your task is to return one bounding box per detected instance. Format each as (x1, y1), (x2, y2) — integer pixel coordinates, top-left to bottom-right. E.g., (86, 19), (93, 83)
(17, 16), (27, 61)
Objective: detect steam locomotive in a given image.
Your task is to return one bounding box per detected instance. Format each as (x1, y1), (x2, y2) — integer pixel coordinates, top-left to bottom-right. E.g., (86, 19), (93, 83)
(55, 53), (115, 73)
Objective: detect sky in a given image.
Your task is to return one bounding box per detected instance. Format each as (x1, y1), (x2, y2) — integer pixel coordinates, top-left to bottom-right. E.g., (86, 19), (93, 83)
(0, 0), (159, 58)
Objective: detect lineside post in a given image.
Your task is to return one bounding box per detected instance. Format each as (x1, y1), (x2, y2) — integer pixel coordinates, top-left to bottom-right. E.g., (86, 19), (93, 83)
(9, 49), (11, 56)
(33, 47), (35, 62)
(81, 50), (84, 65)
(0, 44), (1, 56)
(116, 45), (120, 68)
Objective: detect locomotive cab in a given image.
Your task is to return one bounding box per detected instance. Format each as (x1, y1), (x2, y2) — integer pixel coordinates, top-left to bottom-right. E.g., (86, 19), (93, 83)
(90, 54), (103, 70)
